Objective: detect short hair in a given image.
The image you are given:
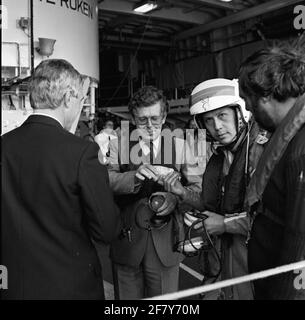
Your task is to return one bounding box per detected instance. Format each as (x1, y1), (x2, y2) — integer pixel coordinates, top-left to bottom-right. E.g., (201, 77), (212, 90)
(104, 119), (114, 128)
(128, 85), (168, 116)
(239, 43), (305, 103)
(29, 59), (84, 110)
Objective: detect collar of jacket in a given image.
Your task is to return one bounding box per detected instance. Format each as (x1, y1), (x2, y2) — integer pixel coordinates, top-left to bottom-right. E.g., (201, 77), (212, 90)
(24, 114), (63, 130)
(245, 93), (305, 210)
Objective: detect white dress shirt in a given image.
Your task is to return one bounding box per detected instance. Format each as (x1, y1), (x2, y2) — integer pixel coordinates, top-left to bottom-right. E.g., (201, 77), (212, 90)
(139, 136), (161, 158)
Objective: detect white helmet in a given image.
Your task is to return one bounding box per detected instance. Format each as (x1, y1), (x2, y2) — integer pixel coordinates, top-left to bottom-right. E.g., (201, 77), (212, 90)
(189, 78), (250, 125)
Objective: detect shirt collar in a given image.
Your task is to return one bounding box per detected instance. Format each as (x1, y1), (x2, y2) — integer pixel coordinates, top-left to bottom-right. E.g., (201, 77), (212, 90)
(139, 136), (161, 157)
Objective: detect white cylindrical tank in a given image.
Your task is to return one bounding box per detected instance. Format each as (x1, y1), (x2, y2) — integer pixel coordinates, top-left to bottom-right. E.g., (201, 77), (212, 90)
(1, 0), (99, 134)
(33, 0), (99, 81)
(2, 0), (99, 80)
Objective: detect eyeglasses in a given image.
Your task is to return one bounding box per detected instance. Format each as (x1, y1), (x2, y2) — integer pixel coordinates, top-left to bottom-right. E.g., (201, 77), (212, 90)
(135, 115), (164, 126)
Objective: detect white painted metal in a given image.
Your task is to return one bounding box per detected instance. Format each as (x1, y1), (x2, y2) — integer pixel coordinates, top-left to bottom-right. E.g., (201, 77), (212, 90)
(33, 0), (99, 81)
(2, 0), (100, 135)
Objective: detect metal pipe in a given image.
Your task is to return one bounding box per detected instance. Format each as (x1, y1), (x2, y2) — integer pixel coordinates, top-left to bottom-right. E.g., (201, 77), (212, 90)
(190, 0), (245, 11)
(2, 91), (29, 96)
(30, 0), (34, 74)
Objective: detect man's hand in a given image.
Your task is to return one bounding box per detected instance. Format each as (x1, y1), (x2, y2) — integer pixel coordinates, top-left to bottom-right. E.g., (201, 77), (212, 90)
(184, 211), (203, 230)
(135, 164), (159, 182)
(203, 211), (225, 236)
(161, 171), (186, 198)
(152, 192), (177, 216)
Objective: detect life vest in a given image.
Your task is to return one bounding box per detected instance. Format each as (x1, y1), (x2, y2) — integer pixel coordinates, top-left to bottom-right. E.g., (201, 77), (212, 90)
(202, 122), (263, 215)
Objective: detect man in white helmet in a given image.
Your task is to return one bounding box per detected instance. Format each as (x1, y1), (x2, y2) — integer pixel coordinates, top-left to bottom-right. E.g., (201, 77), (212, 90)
(163, 78), (268, 300)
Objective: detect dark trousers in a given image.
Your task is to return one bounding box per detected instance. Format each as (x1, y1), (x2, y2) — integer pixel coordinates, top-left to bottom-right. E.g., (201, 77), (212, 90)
(112, 232), (179, 300)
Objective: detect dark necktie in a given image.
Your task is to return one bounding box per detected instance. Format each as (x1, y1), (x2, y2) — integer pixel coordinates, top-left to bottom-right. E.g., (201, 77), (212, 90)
(150, 141), (154, 165)
(106, 136), (111, 157)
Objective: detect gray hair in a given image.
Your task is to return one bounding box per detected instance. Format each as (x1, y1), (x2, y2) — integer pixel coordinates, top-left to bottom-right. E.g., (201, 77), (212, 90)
(29, 59), (84, 110)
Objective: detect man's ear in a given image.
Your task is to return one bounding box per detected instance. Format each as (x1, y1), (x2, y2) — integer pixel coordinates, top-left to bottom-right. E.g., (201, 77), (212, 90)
(258, 96), (271, 107)
(82, 77), (90, 97)
(63, 91), (72, 109)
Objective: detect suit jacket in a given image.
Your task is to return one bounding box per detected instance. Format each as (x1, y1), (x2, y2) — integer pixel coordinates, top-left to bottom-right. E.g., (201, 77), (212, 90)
(107, 135), (203, 267)
(1, 115), (121, 300)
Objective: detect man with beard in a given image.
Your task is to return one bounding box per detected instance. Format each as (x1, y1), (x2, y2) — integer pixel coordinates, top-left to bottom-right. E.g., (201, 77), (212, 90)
(239, 43), (305, 299)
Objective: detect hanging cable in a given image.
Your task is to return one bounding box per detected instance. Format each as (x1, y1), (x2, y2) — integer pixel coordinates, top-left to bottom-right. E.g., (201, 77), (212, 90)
(103, 15), (152, 109)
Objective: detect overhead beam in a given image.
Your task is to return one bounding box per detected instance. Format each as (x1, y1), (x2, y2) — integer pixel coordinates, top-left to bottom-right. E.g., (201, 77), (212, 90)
(103, 100), (189, 114)
(175, 0), (301, 40)
(107, 16), (134, 29)
(99, 0), (210, 25)
(99, 15), (184, 33)
(100, 42), (161, 52)
(190, 0), (244, 11)
(100, 34), (171, 47)
(101, 23), (173, 35)
(99, 38), (165, 51)
(183, 5), (223, 18)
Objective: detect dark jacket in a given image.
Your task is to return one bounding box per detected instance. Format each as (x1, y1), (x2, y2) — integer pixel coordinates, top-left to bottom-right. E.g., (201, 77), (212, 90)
(1, 115), (121, 300)
(107, 136), (203, 267)
(247, 95), (305, 300)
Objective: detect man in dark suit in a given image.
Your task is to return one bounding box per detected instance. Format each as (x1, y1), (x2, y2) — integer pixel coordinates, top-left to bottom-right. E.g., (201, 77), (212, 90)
(1, 59), (120, 300)
(107, 86), (203, 299)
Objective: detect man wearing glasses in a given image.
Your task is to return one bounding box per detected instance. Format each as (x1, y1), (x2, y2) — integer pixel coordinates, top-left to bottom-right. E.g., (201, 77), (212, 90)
(107, 86), (203, 299)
